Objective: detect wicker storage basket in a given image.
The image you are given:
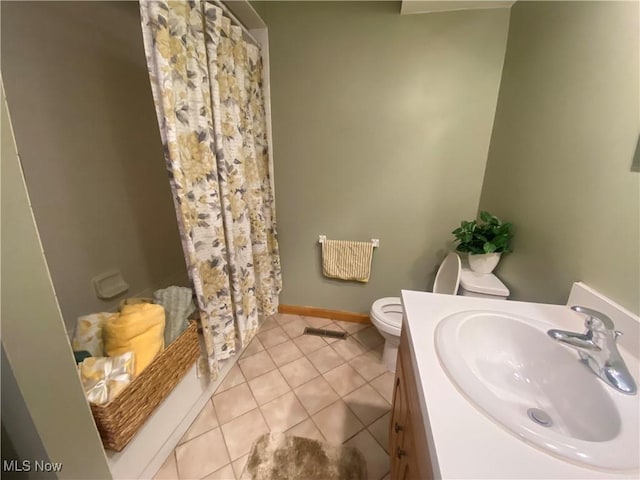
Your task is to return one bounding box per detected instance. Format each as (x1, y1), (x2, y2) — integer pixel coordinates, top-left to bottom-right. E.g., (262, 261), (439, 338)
(90, 321), (200, 451)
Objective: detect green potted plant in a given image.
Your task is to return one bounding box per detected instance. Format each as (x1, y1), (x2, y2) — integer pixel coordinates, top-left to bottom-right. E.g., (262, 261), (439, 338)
(452, 210), (513, 273)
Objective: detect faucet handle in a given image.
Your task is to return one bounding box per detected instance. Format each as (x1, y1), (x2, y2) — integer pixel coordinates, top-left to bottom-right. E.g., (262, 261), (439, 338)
(570, 306), (615, 331)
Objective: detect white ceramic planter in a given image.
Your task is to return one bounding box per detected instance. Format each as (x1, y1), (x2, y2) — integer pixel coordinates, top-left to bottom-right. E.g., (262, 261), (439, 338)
(468, 252), (501, 274)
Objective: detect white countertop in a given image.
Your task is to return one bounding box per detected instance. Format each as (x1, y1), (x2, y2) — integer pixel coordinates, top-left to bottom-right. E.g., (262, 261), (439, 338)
(401, 286), (640, 479)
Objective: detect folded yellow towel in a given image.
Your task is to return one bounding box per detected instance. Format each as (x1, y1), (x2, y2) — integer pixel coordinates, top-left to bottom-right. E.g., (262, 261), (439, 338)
(322, 239), (375, 282)
(103, 303), (165, 376)
(119, 297), (153, 310)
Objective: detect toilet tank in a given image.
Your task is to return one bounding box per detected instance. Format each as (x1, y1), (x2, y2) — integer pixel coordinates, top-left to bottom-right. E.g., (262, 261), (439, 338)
(457, 267), (509, 300)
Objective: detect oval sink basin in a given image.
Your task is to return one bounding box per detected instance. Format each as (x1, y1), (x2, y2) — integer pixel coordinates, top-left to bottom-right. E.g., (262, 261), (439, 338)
(435, 310), (639, 471)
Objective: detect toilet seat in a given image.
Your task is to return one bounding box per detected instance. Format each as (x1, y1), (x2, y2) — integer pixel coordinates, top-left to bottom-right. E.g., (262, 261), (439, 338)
(371, 297), (403, 333)
(370, 254), (462, 334)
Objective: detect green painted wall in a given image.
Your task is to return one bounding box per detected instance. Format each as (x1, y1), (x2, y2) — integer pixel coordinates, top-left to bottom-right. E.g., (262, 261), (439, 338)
(261, 1), (510, 312)
(1, 2), (188, 332)
(478, 1), (640, 313)
(250, 0), (268, 19)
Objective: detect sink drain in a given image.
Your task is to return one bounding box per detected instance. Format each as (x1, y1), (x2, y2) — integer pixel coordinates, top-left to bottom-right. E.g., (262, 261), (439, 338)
(527, 408), (553, 427)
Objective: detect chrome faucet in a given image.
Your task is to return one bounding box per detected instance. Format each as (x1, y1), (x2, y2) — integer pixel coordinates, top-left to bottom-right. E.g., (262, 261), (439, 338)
(547, 306), (637, 395)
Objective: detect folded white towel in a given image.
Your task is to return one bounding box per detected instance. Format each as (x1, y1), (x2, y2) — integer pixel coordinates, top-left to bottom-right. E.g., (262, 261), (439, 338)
(321, 239), (375, 283)
(72, 312), (112, 356)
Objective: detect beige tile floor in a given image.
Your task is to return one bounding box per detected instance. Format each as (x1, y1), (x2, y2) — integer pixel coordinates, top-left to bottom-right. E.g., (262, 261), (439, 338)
(154, 313), (392, 480)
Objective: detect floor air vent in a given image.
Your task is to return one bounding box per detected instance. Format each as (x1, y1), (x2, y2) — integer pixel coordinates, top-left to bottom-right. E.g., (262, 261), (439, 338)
(303, 327), (347, 340)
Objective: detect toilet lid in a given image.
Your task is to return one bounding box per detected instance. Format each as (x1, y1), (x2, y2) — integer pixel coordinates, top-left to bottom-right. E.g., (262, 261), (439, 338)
(371, 297), (403, 328)
(433, 252), (461, 295)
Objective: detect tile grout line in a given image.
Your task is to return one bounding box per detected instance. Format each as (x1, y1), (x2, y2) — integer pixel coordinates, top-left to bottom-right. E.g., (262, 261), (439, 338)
(309, 390), (390, 446)
(195, 314), (388, 479)
(257, 316), (279, 333)
(269, 315), (390, 474)
(268, 321), (360, 421)
(174, 315), (373, 479)
(258, 329), (291, 353)
(174, 397), (219, 449)
(242, 356), (277, 456)
(215, 404), (251, 477)
(308, 409), (333, 443)
(175, 346), (252, 478)
(230, 325), (301, 479)
(240, 364), (298, 476)
(303, 366), (385, 441)
(311, 357), (391, 442)
(238, 317), (316, 436)
(252, 367), (321, 438)
(262, 337), (305, 369)
(238, 335), (266, 362)
(366, 421), (392, 457)
(274, 356), (314, 396)
(340, 423), (368, 445)
(171, 450), (179, 480)
(366, 371), (394, 405)
(292, 337), (328, 357)
(294, 363), (345, 416)
(238, 349), (279, 382)
(214, 331), (269, 479)
(247, 371), (295, 411)
(283, 369), (331, 418)
(206, 397), (235, 479)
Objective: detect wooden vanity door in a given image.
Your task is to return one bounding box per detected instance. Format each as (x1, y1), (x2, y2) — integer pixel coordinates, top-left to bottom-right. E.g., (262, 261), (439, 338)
(390, 327), (435, 480)
(396, 426), (417, 480)
(390, 364), (408, 479)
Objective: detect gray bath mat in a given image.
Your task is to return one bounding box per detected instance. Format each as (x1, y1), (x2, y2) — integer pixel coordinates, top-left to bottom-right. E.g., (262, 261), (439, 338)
(243, 432), (367, 480)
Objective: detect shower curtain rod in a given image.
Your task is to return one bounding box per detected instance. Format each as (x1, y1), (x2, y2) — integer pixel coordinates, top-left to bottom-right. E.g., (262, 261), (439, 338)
(211, 0), (261, 48)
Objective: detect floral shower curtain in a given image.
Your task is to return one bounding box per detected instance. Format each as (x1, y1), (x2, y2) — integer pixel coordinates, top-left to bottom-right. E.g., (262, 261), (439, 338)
(140, 0), (281, 378)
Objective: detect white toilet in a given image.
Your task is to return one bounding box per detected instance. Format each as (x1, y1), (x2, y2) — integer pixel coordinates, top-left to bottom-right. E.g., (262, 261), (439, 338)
(370, 253), (509, 372)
